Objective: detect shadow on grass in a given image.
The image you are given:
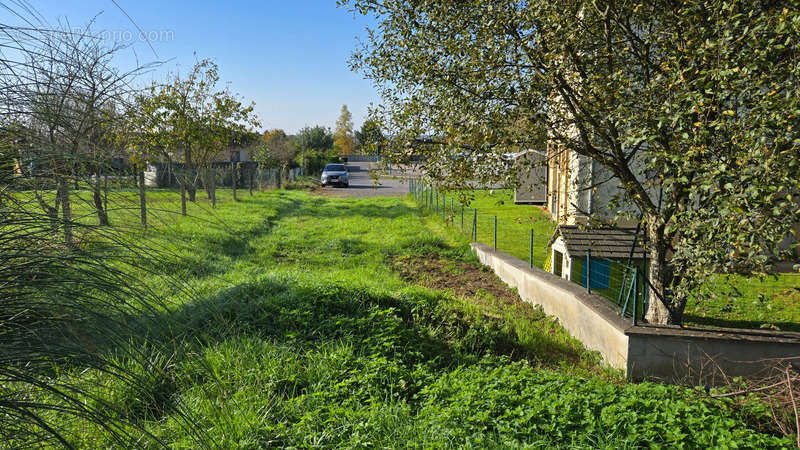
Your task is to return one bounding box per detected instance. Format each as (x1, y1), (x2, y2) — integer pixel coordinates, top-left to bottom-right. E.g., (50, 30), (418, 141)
(141, 193), (306, 279)
(4, 192), (593, 439)
(92, 274), (593, 423)
(70, 194), (585, 380)
(172, 276), (587, 363)
(294, 198), (419, 220)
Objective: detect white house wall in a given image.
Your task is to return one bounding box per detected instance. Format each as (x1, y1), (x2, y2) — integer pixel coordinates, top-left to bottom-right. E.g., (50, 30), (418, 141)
(548, 148), (656, 227)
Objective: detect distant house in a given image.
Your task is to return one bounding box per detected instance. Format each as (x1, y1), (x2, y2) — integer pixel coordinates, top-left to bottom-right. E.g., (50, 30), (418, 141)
(545, 143), (654, 227)
(511, 140), (651, 227)
(550, 225), (646, 289)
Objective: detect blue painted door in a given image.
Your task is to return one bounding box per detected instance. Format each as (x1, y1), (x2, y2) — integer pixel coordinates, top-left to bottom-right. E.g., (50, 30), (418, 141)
(581, 258), (610, 290)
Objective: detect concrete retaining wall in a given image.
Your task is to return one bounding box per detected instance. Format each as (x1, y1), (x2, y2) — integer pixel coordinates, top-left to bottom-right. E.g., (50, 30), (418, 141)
(626, 325), (800, 384)
(471, 242), (630, 369)
(470, 243), (800, 384)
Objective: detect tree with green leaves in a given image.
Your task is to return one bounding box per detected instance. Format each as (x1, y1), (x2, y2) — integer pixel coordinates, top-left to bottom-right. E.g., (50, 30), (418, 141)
(202, 87), (259, 206)
(125, 90), (167, 227)
(334, 104), (355, 155)
(355, 119), (385, 155)
(343, 0), (800, 325)
(253, 129), (295, 188)
(296, 125), (335, 174)
(130, 59), (259, 210)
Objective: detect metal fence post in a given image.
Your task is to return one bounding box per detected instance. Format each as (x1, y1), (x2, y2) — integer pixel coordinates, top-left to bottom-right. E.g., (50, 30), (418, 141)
(461, 206), (464, 231)
(642, 265), (649, 315)
(494, 216), (497, 250)
(529, 229), (534, 268)
(472, 208), (477, 241)
(633, 267), (639, 326)
(586, 249), (592, 293)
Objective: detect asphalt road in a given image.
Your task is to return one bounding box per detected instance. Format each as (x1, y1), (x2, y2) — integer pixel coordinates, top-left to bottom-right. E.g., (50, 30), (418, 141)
(315, 162), (414, 198)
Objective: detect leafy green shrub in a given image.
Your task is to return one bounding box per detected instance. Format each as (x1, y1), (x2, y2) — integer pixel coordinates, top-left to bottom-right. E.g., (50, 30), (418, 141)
(398, 235), (449, 254)
(414, 361), (792, 448)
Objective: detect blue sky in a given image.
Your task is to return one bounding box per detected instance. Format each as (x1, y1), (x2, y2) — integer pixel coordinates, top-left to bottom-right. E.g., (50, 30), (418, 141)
(21, 0), (379, 133)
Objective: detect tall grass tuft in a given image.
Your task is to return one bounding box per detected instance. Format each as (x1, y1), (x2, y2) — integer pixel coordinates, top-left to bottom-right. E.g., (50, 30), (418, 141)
(0, 169), (215, 447)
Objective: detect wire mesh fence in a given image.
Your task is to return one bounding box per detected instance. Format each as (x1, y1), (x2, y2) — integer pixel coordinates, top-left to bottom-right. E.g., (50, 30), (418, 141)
(141, 163), (305, 194)
(410, 179), (648, 324)
(410, 179), (800, 330)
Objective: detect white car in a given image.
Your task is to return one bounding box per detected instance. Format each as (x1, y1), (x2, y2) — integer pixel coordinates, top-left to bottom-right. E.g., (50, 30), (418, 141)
(320, 164), (349, 187)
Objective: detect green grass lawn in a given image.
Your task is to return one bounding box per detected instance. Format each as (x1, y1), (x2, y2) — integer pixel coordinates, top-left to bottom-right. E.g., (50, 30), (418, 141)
(684, 273), (800, 332)
(6, 187), (793, 447)
(417, 188), (556, 267)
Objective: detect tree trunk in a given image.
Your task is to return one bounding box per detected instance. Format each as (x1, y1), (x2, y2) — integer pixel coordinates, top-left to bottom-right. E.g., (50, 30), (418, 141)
(643, 219), (685, 325)
(58, 176), (73, 246)
(169, 159), (186, 216)
(187, 168), (197, 202)
(232, 162), (238, 201)
(204, 167), (213, 200)
(248, 165), (253, 196)
(180, 169), (187, 216)
(103, 171), (108, 213)
(93, 167), (109, 226)
(138, 167), (147, 229)
(186, 149), (197, 202)
(210, 167), (217, 208)
(33, 181), (59, 231)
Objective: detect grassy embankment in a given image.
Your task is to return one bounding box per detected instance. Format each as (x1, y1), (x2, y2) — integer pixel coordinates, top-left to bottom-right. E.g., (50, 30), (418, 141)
(7, 188), (793, 447)
(437, 188), (799, 332)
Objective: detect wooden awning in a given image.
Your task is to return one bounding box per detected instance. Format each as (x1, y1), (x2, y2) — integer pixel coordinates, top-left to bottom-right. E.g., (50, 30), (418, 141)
(555, 225), (645, 259)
